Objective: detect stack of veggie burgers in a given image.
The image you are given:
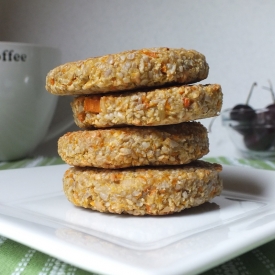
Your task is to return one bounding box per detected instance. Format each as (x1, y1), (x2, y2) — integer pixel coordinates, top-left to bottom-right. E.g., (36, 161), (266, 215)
(46, 47), (223, 216)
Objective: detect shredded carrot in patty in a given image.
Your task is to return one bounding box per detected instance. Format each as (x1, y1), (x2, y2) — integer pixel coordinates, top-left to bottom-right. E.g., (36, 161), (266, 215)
(161, 64), (167, 73)
(84, 97), (101, 113)
(142, 50), (158, 58)
(183, 98), (190, 108)
(77, 111), (86, 122)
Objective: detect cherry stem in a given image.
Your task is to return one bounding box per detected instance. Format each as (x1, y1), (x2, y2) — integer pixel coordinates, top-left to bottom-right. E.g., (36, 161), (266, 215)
(245, 82), (257, 104)
(262, 80), (275, 103)
(208, 116), (217, 133)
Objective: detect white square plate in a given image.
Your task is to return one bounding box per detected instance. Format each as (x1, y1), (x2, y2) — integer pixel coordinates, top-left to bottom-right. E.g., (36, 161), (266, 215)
(0, 164), (275, 275)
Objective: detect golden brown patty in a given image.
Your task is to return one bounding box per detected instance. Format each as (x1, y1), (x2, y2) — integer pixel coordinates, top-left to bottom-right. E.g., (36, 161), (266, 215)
(45, 47), (209, 95)
(63, 160), (223, 215)
(58, 122), (209, 169)
(71, 84), (222, 128)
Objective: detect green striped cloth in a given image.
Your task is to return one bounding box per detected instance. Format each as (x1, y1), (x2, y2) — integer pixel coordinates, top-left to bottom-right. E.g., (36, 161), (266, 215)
(0, 156), (275, 275)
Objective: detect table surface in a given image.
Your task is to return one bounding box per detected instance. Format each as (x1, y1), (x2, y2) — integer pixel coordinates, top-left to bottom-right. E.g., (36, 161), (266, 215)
(1, 156), (275, 275)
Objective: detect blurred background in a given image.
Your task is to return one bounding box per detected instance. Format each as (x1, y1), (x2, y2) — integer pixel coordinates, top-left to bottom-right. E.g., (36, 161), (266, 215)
(1, 0), (275, 158)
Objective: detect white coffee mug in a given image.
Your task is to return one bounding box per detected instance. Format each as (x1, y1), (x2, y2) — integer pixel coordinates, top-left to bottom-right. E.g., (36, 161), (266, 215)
(0, 41), (72, 161)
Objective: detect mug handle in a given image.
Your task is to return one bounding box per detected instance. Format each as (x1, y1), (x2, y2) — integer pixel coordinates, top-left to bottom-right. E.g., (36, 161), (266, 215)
(42, 116), (75, 143)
